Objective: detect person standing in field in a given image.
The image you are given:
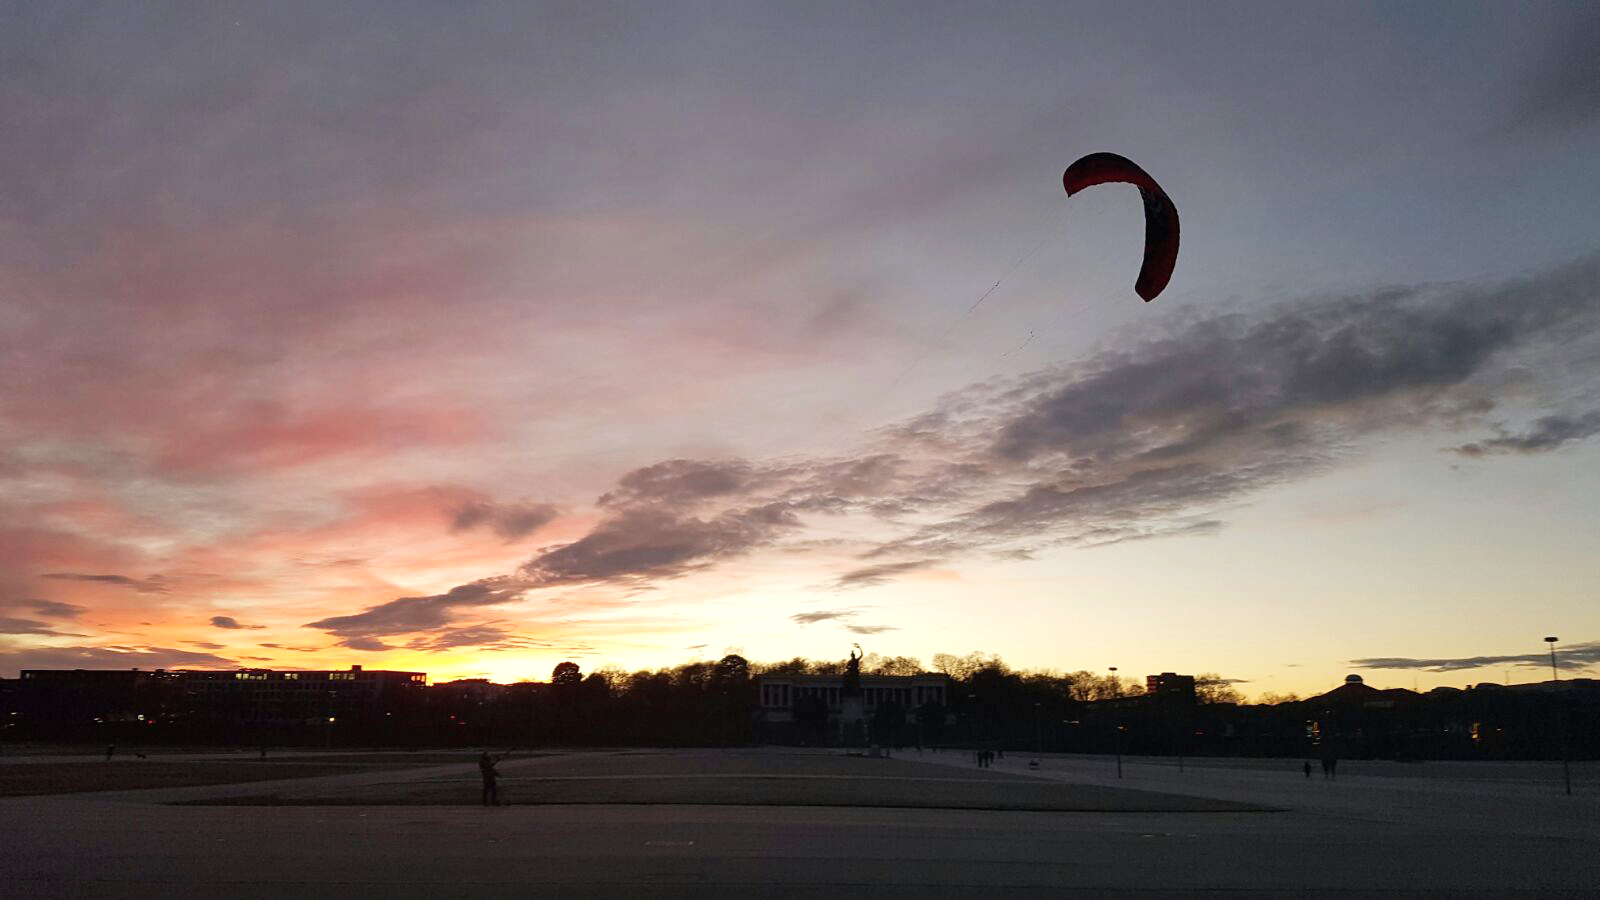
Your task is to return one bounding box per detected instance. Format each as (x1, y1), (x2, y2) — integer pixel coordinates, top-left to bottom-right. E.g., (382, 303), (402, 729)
(479, 751), (501, 806)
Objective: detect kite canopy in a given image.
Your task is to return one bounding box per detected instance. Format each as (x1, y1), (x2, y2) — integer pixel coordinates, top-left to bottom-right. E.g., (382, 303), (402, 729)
(1062, 152), (1179, 301)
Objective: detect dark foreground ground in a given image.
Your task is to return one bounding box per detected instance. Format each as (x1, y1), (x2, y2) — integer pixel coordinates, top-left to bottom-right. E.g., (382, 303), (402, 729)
(187, 747), (1265, 812)
(3, 747), (1597, 898)
(0, 752), (512, 796)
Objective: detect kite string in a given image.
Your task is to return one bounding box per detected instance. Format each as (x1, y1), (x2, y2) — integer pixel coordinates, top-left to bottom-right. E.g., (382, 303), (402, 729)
(965, 204), (1067, 315)
(835, 204), (1071, 436)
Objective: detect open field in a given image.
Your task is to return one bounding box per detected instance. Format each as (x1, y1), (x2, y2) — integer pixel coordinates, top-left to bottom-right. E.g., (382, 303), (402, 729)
(187, 749), (1263, 812)
(0, 751), (543, 796)
(0, 761), (423, 796)
(4, 747), (1599, 898)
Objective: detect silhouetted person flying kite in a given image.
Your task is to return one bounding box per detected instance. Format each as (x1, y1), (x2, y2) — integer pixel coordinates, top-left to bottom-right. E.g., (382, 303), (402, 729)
(479, 749), (511, 806)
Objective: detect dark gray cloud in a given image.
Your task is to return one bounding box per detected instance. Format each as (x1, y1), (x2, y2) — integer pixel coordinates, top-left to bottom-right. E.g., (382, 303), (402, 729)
(1452, 411), (1600, 456)
(210, 616), (264, 630)
(791, 610), (855, 625)
(598, 459), (762, 509)
(845, 624), (898, 635)
(520, 503), (799, 587)
(1351, 641), (1600, 673)
(2, 599), (87, 619)
(827, 559), (939, 590)
(875, 256), (1600, 558)
(0, 616), (84, 637)
(451, 501), (561, 541)
(259, 643), (320, 652)
(337, 637), (393, 652)
(42, 573), (167, 593)
(992, 292), (1527, 465)
(185, 641), (226, 650)
(304, 579), (526, 639)
(1, 645), (237, 676)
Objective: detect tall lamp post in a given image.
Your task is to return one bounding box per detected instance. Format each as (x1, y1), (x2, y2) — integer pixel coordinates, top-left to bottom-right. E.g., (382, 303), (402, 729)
(1032, 701), (1043, 769)
(1110, 666), (1123, 779)
(1545, 637), (1572, 796)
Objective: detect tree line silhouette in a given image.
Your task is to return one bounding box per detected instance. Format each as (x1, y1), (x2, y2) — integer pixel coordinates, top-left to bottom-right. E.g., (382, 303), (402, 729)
(6, 651), (1594, 761)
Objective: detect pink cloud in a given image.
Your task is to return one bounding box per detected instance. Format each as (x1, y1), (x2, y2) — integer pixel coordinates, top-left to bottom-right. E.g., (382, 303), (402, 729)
(154, 402), (489, 474)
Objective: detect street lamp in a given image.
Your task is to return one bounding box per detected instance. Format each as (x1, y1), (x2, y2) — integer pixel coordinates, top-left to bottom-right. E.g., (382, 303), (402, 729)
(1031, 701), (1042, 769)
(1545, 637), (1571, 796)
(1110, 667), (1122, 779)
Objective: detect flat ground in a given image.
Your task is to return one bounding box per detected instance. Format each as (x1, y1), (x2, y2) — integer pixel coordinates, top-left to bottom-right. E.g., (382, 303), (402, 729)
(186, 748), (1262, 812)
(0, 751), (508, 796)
(3, 747), (1597, 898)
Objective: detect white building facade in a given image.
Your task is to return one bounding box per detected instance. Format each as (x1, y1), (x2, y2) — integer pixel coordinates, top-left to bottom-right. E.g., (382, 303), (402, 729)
(755, 673), (950, 724)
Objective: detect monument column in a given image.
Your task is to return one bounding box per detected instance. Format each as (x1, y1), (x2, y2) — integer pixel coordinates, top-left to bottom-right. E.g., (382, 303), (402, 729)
(839, 644), (865, 746)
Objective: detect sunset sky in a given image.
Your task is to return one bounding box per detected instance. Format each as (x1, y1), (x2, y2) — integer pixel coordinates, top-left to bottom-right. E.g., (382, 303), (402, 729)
(3, 2), (1598, 696)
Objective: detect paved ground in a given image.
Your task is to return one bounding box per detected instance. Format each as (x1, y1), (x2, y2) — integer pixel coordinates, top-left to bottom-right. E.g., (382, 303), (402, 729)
(0, 751), (520, 795)
(184, 748), (1263, 812)
(4, 747), (1598, 898)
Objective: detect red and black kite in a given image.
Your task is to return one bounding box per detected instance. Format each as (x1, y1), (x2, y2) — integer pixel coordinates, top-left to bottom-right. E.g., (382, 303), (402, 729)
(1062, 152), (1179, 301)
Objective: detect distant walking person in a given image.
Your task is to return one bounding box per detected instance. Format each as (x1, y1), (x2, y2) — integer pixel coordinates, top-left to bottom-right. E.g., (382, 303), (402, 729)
(105, 743), (115, 761)
(1303, 761), (1312, 779)
(479, 751), (501, 806)
(1320, 744), (1338, 780)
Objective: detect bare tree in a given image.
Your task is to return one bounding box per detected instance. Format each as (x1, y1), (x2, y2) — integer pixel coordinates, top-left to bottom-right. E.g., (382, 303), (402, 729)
(1195, 673), (1244, 705)
(866, 654), (923, 676)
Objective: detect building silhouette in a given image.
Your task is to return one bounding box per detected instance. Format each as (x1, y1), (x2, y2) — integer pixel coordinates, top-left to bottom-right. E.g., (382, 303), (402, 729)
(12, 666), (425, 741)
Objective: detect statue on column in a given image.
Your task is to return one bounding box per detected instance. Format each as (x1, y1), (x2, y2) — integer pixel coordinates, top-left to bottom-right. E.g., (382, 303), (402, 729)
(842, 643), (863, 698)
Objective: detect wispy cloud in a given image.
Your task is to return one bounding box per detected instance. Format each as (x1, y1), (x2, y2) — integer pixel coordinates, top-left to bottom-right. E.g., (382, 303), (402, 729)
(211, 616), (264, 630)
(403, 624), (579, 653)
(519, 503), (800, 588)
(1, 599), (88, 619)
(451, 501), (561, 541)
(1452, 411), (1600, 456)
(1351, 641), (1600, 672)
(0, 616), (85, 637)
(42, 573), (167, 593)
(304, 579), (527, 640)
(0, 645), (237, 672)
(826, 559), (939, 590)
(791, 610), (856, 625)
